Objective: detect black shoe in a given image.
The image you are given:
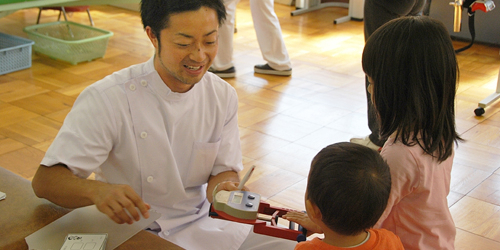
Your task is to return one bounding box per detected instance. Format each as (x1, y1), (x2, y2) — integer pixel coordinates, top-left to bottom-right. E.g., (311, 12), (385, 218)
(208, 66), (236, 78)
(254, 63), (292, 76)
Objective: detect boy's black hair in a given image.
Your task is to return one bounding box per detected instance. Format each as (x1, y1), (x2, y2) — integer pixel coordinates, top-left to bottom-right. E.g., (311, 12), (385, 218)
(141, 0), (226, 39)
(307, 142), (391, 236)
(362, 16), (463, 162)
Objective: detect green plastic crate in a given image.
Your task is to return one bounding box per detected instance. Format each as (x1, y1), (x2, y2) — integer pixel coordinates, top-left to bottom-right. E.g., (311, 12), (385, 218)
(0, 33), (34, 75)
(23, 21), (113, 65)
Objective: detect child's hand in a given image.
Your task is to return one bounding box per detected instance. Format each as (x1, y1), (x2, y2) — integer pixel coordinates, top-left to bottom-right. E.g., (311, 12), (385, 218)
(283, 211), (323, 235)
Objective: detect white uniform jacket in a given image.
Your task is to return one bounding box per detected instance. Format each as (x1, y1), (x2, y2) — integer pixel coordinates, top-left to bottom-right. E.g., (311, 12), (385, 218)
(41, 57), (252, 249)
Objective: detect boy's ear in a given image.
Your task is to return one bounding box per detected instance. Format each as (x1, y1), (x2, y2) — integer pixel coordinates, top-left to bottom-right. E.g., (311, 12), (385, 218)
(305, 199), (322, 222)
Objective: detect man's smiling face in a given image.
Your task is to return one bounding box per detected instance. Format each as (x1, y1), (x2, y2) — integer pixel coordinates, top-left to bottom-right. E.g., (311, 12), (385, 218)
(147, 6), (219, 93)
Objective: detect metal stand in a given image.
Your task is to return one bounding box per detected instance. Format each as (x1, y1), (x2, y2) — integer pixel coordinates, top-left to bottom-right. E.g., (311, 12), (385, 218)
(291, 0), (363, 24)
(475, 67), (500, 116)
(292, 2), (349, 15)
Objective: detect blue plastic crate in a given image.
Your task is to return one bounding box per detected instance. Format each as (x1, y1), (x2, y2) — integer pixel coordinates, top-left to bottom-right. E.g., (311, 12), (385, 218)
(0, 33), (34, 75)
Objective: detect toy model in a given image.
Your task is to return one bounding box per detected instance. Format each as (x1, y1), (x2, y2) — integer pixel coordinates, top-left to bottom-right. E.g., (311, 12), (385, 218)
(209, 189), (307, 242)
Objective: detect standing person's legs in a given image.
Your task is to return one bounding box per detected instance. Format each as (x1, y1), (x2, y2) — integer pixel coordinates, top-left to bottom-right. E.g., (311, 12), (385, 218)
(352, 0), (426, 148)
(211, 0), (240, 73)
(364, 0), (425, 38)
(423, 0), (432, 15)
(250, 0), (292, 75)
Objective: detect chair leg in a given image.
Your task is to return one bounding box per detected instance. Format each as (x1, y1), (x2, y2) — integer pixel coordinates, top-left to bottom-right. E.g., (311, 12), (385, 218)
(60, 6), (69, 22)
(86, 9), (94, 26)
(36, 8), (42, 24)
(37, 6), (94, 26)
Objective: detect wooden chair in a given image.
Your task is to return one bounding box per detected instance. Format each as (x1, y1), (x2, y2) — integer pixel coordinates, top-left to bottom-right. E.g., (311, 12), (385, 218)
(37, 6), (94, 26)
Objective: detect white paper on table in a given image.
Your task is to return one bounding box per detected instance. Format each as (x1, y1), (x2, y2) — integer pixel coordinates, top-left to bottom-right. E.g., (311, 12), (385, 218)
(0, 191), (5, 200)
(25, 205), (160, 250)
(60, 233), (107, 250)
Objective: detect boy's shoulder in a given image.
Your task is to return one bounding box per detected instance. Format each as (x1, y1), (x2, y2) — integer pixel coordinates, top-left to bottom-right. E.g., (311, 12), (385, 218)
(369, 228), (405, 249)
(294, 237), (331, 250)
(294, 230), (404, 250)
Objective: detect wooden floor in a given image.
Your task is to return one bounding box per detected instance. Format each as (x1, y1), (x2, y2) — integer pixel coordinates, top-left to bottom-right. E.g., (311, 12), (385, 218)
(1, 2), (500, 249)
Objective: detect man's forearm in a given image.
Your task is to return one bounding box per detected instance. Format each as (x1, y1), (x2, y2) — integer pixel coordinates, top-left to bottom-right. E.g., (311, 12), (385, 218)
(32, 164), (150, 224)
(32, 164), (100, 208)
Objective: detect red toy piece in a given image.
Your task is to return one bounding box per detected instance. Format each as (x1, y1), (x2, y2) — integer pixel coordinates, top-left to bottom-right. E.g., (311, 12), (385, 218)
(470, 0), (496, 12)
(209, 200), (307, 242)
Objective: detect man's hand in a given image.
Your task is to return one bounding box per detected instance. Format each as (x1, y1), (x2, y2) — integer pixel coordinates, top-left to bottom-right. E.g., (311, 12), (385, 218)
(213, 180), (249, 194)
(206, 171), (241, 203)
(91, 184), (151, 224)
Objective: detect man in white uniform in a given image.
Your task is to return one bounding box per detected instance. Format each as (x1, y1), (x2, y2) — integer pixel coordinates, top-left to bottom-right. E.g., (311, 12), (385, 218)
(209, 0), (292, 78)
(32, 0), (296, 249)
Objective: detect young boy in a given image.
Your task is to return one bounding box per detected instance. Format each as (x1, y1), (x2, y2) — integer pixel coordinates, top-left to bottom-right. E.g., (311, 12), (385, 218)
(284, 142), (404, 249)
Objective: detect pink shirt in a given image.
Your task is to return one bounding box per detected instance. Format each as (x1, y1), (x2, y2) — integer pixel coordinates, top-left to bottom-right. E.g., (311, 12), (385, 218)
(375, 137), (456, 250)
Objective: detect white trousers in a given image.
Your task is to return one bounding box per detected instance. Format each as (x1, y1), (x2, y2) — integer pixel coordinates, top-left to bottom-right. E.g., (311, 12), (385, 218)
(213, 0), (292, 71)
(239, 229), (298, 250)
(147, 220), (297, 250)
